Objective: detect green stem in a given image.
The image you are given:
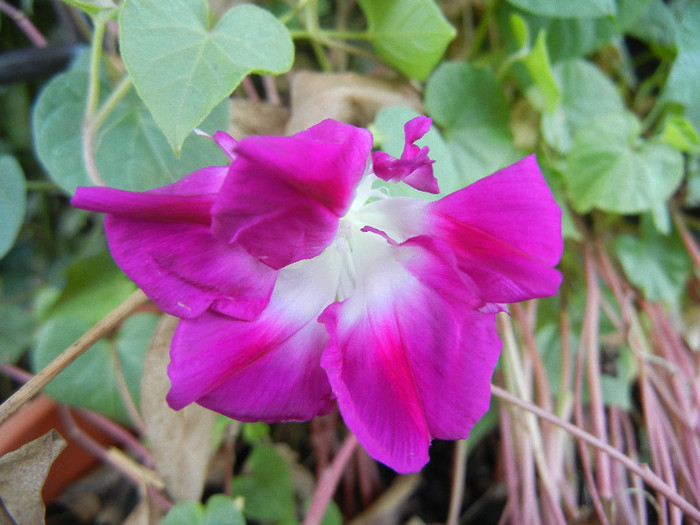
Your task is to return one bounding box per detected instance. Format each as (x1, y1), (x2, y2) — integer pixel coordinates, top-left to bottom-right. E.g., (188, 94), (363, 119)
(318, 29), (372, 40)
(83, 17), (108, 186)
(469, 0), (499, 60)
(85, 18), (107, 119)
(25, 180), (59, 192)
(303, 0), (332, 72)
(279, 0), (311, 26)
(92, 74), (133, 131)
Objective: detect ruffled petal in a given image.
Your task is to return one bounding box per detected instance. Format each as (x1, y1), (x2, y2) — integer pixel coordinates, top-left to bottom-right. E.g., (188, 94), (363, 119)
(72, 168), (277, 320)
(320, 233), (499, 473)
(427, 155), (563, 303)
(167, 250), (341, 422)
(212, 119), (373, 269)
(371, 116), (438, 194)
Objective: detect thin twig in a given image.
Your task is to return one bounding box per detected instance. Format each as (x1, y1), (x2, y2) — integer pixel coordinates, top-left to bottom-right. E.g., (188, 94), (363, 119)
(582, 246), (613, 500)
(0, 0), (47, 47)
(0, 289), (148, 426)
(491, 384), (700, 522)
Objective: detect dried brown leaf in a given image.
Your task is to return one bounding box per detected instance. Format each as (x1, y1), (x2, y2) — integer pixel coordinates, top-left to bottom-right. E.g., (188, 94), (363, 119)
(0, 430), (66, 525)
(286, 71), (423, 134)
(229, 99), (290, 138)
(140, 315), (217, 503)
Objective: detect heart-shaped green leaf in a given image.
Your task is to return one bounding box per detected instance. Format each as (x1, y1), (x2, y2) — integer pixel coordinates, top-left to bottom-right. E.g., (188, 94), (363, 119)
(563, 112), (684, 214)
(33, 70), (228, 193)
(119, 0), (293, 153)
(506, 0), (616, 18)
(425, 62), (519, 183)
(358, 0), (455, 81)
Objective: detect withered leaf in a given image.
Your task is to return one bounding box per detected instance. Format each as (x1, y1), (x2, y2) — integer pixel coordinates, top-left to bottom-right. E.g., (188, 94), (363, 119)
(140, 315), (217, 503)
(286, 71), (423, 134)
(0, 430), (67, 525)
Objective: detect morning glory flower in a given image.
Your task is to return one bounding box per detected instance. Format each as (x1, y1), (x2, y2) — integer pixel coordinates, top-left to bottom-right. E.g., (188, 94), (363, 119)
(72, 117), (562, 473)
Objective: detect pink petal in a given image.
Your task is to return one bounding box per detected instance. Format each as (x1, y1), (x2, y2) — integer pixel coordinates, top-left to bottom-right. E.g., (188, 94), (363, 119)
(212, 131), (238, 160)
(212, 120), (373, 269)
(320, 234), (499, 473)
(427, 155), (563, 303)
(372, 116), (439, 194)
(103, 217), (277, 319)
(167, 251), (341, 422)
(72, 168), (277, 320)
(72, 167), (226, 224)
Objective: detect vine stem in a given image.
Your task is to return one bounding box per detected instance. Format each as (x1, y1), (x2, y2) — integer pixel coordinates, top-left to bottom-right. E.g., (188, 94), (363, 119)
(491, 384), (700, 522)
(303, 432), (358, 525)
(82, 16), (108, 186)
(0, 0), (47, 47)
(0, 289), (148, 426)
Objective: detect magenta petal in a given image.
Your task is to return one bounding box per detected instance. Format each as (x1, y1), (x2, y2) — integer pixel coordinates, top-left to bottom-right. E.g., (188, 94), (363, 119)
(72, 167), (277, 320)
(212, 120), (373, 269)
(212, 131), (237, 160)
(372, 116), (439, 194)
(320, 234), (499, 473)
(72, 167), (226, 224)
(428, 155), (563, 303)
(166, 251), (341, 422)
(103, 217), (277, 319)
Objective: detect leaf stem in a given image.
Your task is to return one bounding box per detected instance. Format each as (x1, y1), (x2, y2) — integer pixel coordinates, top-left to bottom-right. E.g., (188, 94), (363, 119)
(82, 17), (108, 186)
(86, 18), (107, 119)
(0, 289), (148, 426)
(303, 0), (332, 72)
(92, 74), (133, 131)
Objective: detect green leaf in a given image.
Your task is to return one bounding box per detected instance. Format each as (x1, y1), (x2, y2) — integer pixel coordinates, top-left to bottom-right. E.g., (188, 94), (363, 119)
(119, 0), (293, 152)
(372, 105), (461, 200)
(41, 251), (136, 324)
(241, 422), (270, 445)
(33, 316), (124, 422)
(542, 59), (625, 153)
(623, 0), (676, 48)
(59, 0), (117, 17)
(600, 373), (633, 411)
(0, 155), (26, 260)
(232, 444), (296, 524)
(425, 62), (519, 183)
(202, 495), (245, 525)
(510, 15), (559, 114)
(30, 252), (154, 424)
(0, 303), (34, 364)
(506, 0), (616, 18)
(663, 1), (700, 106)
(615, 219), (692, 303)
(661, 115), (700, 153)
(501, 7), (617, 63)
(32, 312), (158, 424)
(358, 0), (455, 81)
(162, 495), (246, 525)
(33, 70), (228, 193)
(161, 501), (204, 525)
(563, 112), (684, 214)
